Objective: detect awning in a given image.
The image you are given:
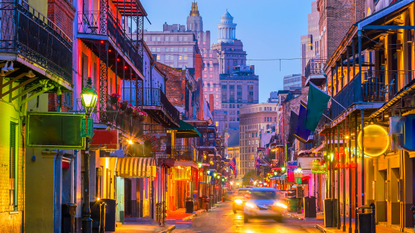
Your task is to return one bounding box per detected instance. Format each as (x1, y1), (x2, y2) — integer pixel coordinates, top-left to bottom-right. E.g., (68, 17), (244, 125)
(171, 120), (201, 138)
(116, 157), (155, 178)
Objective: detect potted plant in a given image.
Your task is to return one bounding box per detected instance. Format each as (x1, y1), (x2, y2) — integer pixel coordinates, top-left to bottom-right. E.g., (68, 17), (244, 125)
(138, 109), (147, 121)
(110, 93), (121, 104)
(119, 100), (129, 110)
(125, 104), (134, 115)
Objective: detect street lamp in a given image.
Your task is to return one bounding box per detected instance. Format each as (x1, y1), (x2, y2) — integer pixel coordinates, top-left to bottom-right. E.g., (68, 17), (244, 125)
(80, 77), (98, 233)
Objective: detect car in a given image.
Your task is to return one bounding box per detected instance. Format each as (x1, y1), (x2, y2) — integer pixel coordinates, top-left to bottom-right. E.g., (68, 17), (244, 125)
(243, 187), (287, 223)
(223, 191), (234, 202)
(232, 188), (249, 213)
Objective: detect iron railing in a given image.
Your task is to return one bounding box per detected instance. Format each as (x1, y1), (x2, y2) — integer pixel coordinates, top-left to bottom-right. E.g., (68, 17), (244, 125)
(305, 59), (326, 79)
(171, 145), (197, 161)
(77, 10), (143, 73)
(0, 1), (72, 82)
(331, 70), (415, 120)
(138, 88), (180, 126)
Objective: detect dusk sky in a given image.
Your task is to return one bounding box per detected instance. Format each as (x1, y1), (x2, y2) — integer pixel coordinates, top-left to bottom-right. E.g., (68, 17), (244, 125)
(142, 0), (315, 102)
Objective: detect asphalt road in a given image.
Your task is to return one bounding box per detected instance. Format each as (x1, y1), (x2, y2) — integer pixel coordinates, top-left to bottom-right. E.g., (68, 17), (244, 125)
(170, 202), (323, 233)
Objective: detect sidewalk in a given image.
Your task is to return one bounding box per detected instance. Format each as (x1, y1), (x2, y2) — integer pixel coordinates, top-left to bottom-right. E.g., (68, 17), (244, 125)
(285, 211), (324, 221)
(105, 218), (175, 233)
(316, 222), (412, 233)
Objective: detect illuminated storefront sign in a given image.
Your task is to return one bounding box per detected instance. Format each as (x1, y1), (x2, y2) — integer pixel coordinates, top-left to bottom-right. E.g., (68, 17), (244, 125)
(357, 124), (389, 157)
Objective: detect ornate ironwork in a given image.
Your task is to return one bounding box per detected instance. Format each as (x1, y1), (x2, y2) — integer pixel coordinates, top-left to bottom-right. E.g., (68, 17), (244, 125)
(0, 1), (72, 82)
(172, 145), (196, 161)
(77, 10), (143, 74)
(99, 41), (108, 115)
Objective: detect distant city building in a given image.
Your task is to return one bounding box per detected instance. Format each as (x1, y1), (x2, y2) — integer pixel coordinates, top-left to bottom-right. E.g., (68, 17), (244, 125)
(227, 129), (241, 178)
(283, 74), (303, 90)
(214, 109), (227, 135)
(144, 29), (198, 68)
(267, 91), (279, 103)
(220, 65), (259, 130)
(239, 103), (278, 176)
(301, 1), (320, 74)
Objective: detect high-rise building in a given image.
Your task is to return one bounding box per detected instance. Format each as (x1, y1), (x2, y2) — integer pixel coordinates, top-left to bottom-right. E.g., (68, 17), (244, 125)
(213, 10), (259, 131)
(220, 65), (259, 129)
(267, 91), (279, 103)
(239, 103), (278, 176)
(301, 1), (320, 74)
(283, 74), (303, 90)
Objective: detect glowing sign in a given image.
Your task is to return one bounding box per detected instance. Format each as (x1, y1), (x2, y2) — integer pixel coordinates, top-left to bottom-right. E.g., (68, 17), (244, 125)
(357, 124), (389, 157)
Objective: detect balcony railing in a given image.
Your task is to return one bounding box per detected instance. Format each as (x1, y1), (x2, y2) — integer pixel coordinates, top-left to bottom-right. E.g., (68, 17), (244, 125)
(0, 1), (72, 82)
(138, 88), (180, 126)
(77, 10), (143, 73)
(332, 70), (415, 120)
(305, 59), (326, 79)
(171, 145), (197, 161)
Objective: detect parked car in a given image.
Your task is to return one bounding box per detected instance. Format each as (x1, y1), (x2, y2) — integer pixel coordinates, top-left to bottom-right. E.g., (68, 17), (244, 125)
(232, 188), (249, 213)
(243, 187), (287, 223)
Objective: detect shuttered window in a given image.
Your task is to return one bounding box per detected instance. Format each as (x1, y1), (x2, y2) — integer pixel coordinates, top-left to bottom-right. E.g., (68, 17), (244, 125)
(9, 122), (17, 210)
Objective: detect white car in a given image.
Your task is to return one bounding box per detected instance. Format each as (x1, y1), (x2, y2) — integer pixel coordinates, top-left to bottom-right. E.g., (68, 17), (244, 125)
(243, 187), (287, 223)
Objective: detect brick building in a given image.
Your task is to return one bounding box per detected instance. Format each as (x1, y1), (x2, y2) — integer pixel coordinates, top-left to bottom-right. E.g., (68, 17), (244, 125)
(317, 0), (365, 60)
(239, 103), (279, 176)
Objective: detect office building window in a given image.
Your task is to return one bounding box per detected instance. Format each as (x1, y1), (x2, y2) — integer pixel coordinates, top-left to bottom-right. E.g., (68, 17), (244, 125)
(157, 37), (160, 41)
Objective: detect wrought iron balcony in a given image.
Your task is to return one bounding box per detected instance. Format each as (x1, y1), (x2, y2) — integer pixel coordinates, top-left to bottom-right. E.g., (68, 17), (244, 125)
(171, 145), (197, 161)
(77, 10), (143, 74)
(305, 59), (326, 86)
(0, 1), (72, 82)
(331, 70), (415, 120)
(137, 87), (180, 127)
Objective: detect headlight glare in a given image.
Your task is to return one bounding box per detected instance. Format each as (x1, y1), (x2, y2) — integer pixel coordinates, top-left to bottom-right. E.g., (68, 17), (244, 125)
(275, 202), (288, 209)
(234, 199), (243, 204)
(245, 203), (255, 208)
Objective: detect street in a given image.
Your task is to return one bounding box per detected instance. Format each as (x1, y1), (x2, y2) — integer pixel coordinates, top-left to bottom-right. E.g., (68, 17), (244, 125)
(171, 202), (322, 233)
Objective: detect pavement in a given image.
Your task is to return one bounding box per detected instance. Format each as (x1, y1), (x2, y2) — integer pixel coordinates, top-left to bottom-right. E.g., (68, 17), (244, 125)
(315, 219), (413, 233)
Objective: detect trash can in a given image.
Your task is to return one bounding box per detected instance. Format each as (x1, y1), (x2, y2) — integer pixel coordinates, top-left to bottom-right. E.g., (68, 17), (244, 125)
(101, 199), (116, 231)
(186, 198), (194, 213)
(324, 199), (333, 227)
(357, 213), (372, 233)
(62, 203), (77, 233)
(303, 196), (316, 218)
(205, 197), (211, 210)
(210, 195), (214, 207)
(90, 201), (104, 233)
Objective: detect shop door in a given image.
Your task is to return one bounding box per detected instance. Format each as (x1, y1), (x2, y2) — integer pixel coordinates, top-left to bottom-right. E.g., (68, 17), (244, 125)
(125, 179), (132, 217)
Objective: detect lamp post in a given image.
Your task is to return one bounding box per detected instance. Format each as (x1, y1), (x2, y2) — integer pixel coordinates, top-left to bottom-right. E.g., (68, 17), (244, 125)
(80, 77), (98, 233)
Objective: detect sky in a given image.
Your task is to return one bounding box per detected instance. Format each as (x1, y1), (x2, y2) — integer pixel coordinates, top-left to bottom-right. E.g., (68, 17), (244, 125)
(141, 0), (315, 102)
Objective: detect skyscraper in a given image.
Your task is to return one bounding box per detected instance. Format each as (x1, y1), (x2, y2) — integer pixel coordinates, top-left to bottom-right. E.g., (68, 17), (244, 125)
(212, 10), (259, 130)
(300, 1), (320, 74)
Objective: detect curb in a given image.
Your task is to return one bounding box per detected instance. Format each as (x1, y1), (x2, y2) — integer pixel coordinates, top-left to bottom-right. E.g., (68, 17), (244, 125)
(182, 209), (206, 221)
(315, 224), (327, 233)
(158, 225), (176, 233)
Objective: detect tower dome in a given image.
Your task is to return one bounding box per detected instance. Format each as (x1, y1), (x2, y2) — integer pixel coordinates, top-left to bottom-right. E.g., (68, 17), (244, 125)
(217, 10), (237, 43)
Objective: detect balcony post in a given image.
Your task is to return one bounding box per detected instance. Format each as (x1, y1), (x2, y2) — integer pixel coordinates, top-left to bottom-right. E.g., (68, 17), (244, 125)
(354, 112), (358, 233)
(360, 109), (365, 207)
(341, 55), (344, 88)
(352, 39), (355, 78)
(347, 46), (350, 83)
(358, 30), (363, 102)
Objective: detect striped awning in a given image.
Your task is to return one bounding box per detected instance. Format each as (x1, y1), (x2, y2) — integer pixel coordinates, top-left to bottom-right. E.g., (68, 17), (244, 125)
(116, 157), (155, 178)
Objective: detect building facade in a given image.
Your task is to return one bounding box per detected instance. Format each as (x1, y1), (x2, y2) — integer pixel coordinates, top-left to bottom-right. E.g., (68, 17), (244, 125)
(239, 103), (278, 177)
(220, 65), (259, 130)
(283, 74), (303, 90)
(301, 1), (320, 74)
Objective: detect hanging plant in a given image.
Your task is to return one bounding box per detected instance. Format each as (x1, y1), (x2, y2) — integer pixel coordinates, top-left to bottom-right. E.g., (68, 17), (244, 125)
(125, 104), (134, 115)
(119, 100), (129, 111)
(110, 93), (121, 104)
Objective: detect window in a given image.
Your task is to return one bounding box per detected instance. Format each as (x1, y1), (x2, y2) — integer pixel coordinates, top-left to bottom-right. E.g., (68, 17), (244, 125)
(157, 47), (161, 52)
(179, 37), (182, 41)
(170, 48), (174, 52)
(184, 37), (188, 41)
(157, 37), (160, 41)
(152, 36), (156, 41)
(144, 37), (147, 41)
(157, 55), (160, 60)
(179, 47), (183, 52)
(184, 47), (188, 52)
(165, 55), (169, 60)
(170, 36), (173, 41)
(165, 37), (169, 41)
(179, 55), (182, 60)
(9, 122), (17, 210)
(184, 55), (188, 60)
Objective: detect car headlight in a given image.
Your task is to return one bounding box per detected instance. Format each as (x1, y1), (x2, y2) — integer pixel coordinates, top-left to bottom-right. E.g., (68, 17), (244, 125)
(245, 203), (255, 208)
(275, 202), (287, 209)
(234, 199), (243, 204)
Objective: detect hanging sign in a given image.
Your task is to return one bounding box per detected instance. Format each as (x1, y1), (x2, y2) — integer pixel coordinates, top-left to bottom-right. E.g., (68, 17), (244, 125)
(357, 124), (389, 157)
